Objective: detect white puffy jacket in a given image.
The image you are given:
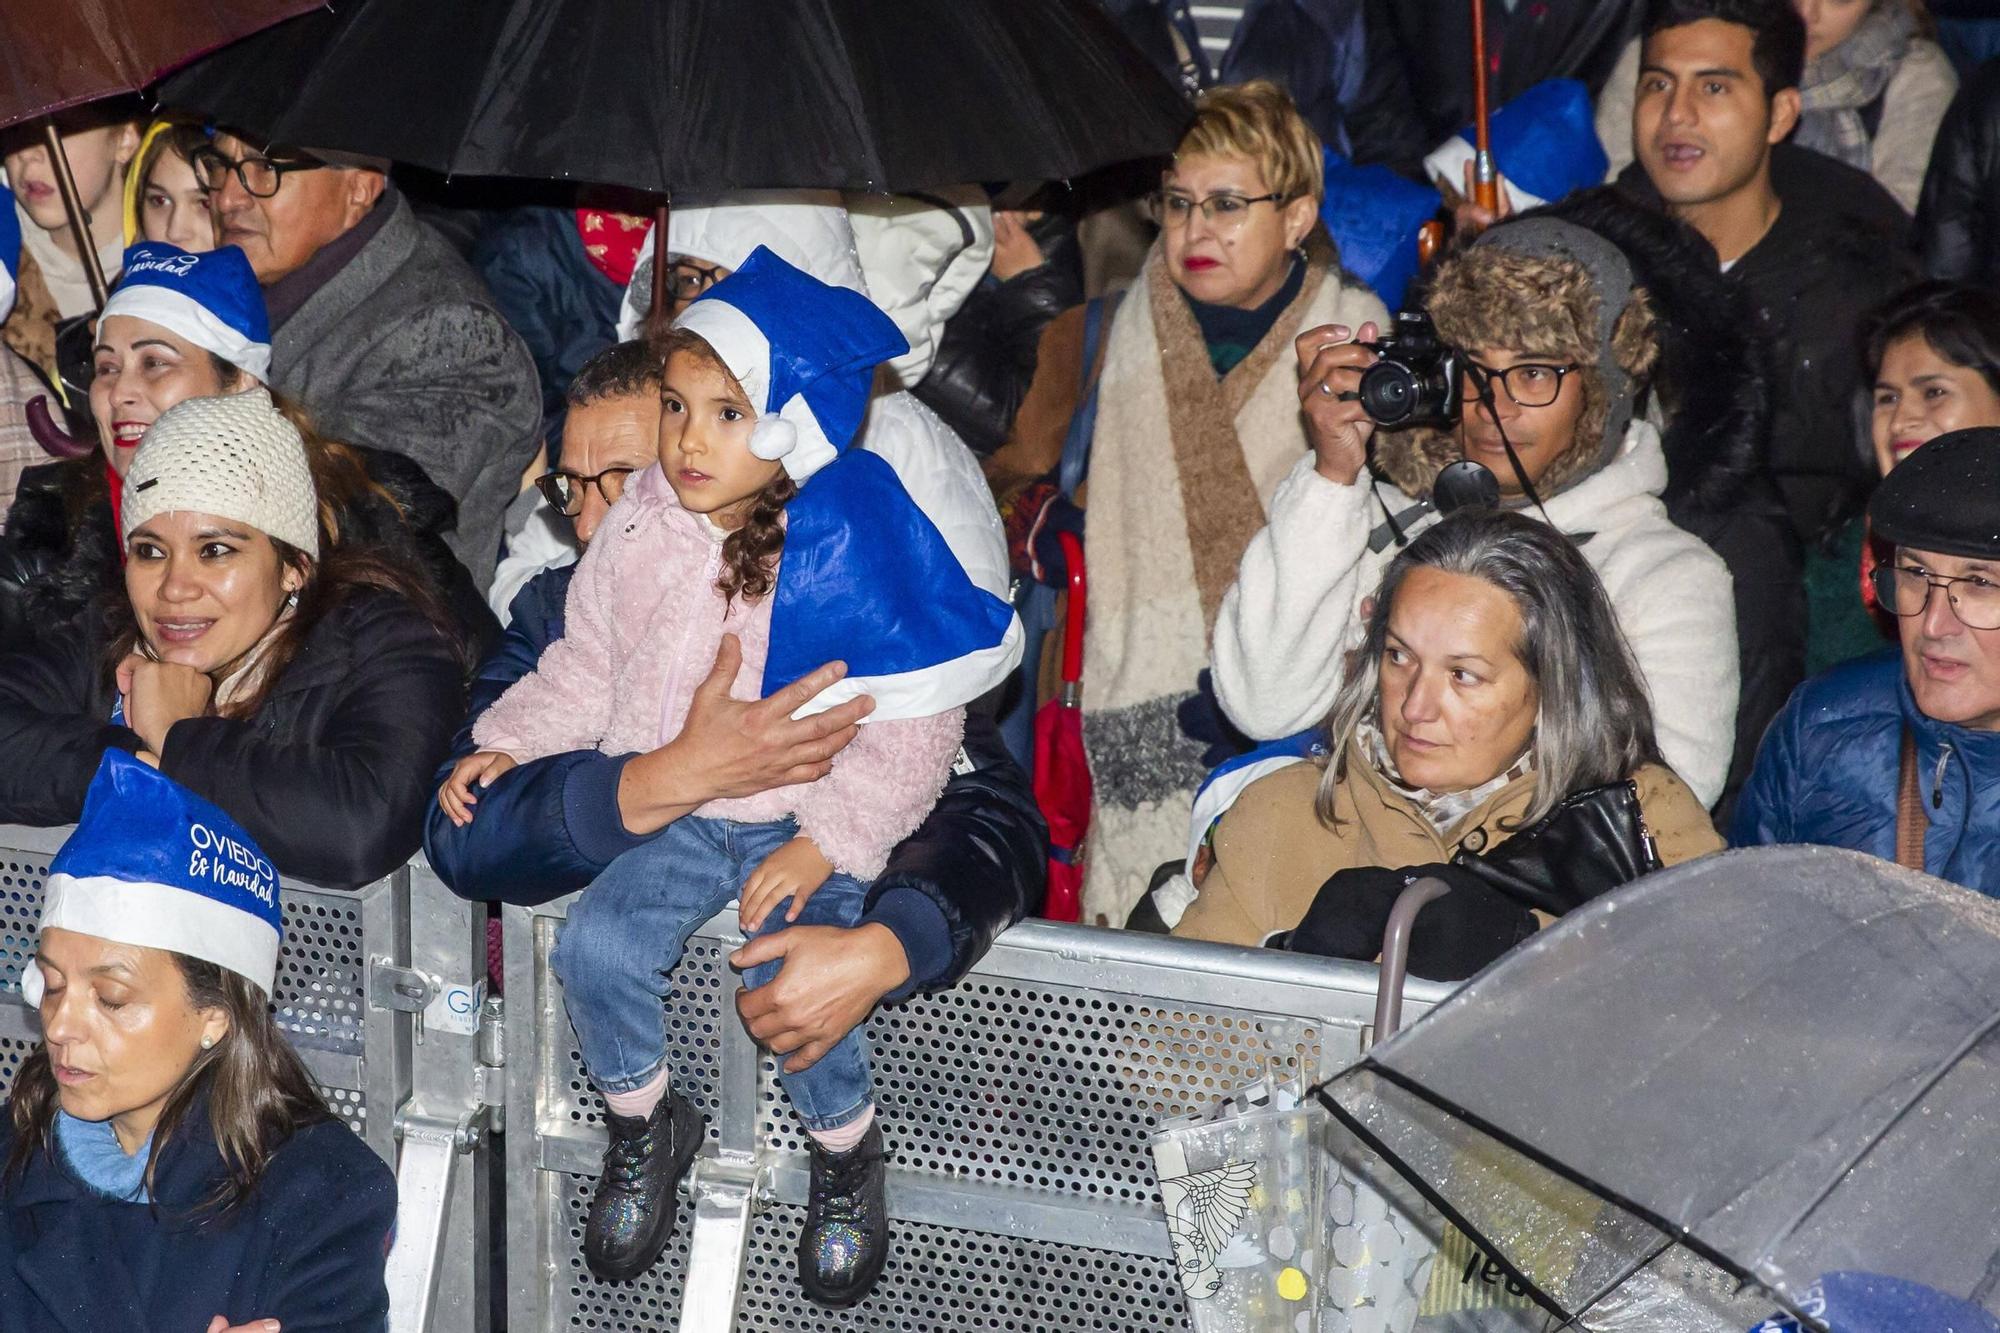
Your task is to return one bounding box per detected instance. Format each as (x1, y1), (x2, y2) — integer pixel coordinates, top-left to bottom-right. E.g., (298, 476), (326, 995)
(1211, 420), (1740, 807)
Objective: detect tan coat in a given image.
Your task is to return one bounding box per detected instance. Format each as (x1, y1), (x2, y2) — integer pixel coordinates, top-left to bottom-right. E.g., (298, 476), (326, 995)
(1172, 757), (1723, 949)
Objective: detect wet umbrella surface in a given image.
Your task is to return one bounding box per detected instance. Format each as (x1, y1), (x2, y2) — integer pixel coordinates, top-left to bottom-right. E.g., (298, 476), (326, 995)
(1318, 845), (2000, 1330)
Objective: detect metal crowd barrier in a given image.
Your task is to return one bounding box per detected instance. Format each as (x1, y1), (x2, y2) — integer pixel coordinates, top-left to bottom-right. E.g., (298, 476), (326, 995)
(0, 821), (1453, 1333)
(501, 894), (1451, 1333)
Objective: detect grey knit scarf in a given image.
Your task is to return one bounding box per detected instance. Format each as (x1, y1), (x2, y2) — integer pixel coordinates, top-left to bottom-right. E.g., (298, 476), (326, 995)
(1796, 2), (1914, 170)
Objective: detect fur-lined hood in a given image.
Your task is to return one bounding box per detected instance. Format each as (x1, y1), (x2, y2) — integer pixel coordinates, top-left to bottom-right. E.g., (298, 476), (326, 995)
(1374, 188), (1770, 513)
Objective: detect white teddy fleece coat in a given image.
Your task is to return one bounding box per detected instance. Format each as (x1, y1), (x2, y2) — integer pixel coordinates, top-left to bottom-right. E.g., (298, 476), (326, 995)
(1211, 418), (1739, 807)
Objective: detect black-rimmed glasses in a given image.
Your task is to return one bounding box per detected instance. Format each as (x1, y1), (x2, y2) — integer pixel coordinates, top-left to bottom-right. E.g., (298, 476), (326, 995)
(1463, 359), (1582, 409)
(536, 467), (635, 517)
(1872, 563), (2000, 631)
(189, 145), (328, 199)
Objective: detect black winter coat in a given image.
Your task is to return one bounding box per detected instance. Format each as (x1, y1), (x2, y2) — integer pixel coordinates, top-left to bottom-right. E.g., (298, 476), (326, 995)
(1917, 55), (2000, 287)
(423, 563), (1048, 996)
(0, 446), (498, 659)
(1618, 144), (1918, 546)
(1537, 188), (1804, 823)
(914, 213), (1084, 456)
(0, 1095), (394, 1333)
(0, 590), (463, 889)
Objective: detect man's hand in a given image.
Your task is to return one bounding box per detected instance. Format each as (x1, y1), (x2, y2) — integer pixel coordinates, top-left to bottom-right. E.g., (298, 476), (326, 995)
(1296, 321), (1382, 486)
(738, 836), (834, 932)
(438, 751), (518, 827)
(616, 635), (872, 835)
(207, 1318), (279, 1333)
(1446, 159), (1513, 237)
(116, 653), (213, 754)
(731, 923), (912, 1073)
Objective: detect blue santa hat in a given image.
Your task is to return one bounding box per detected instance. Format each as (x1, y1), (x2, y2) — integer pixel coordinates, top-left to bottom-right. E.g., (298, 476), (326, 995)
(1424, 79), (1609, 214)
(1747, 1272), (2000, 1333)
(674, 247), (1022, 719)
(0, 204), (18, 324)
(101, 242), (272, 382)
(673, 244), (906, 483)
(22, 751), (283, 1003)
(1318, 147), (1441, 311)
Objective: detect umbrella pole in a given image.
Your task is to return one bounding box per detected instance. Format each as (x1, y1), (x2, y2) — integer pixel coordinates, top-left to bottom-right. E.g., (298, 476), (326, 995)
(1470, 0), (1499, 214)
(649, 199), (672, 326)
(41, 120), (111, 311)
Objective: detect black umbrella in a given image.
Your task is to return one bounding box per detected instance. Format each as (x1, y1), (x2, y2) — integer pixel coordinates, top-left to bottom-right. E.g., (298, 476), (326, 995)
(158, 0), (1190, 194)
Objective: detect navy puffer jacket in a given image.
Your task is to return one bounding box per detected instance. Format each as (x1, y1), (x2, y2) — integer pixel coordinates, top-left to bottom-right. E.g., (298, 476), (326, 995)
(1733, 650), (2000, 895)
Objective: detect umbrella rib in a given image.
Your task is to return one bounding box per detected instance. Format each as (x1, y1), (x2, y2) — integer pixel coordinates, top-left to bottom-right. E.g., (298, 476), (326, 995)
(1749, 1001), (2000, 1274)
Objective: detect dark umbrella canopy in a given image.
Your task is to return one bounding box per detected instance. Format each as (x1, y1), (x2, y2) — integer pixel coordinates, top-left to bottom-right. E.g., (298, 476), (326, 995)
(0, 0), (321, 127)
(159, 0), (1191, 193)
(1322, 845), (2000, 1327)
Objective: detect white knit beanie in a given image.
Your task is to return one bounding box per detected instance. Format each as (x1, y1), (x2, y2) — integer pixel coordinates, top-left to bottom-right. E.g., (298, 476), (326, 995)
(122, 389), (320, 557)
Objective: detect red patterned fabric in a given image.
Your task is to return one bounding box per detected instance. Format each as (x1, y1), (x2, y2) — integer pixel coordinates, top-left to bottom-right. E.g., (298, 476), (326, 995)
(574, 208), (651, 287)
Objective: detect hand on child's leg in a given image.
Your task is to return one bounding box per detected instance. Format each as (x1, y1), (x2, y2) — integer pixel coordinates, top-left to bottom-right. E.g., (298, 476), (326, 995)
(739, 836), (834, 931)
(437, 750), (519, 826)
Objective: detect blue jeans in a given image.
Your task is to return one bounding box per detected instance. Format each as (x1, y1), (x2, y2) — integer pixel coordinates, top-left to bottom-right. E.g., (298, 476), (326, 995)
(550, 815), (873, 1132)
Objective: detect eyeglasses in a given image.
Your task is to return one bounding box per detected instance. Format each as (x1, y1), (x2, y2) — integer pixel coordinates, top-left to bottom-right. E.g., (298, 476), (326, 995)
(1463, 359), (1581, 410)
(536, 467), (634, 517)
(665, 258), (728, 306)
(1872, 563), (2000, 631)
(189, 145), (327, 199)
(1146, 190), (1288, 234)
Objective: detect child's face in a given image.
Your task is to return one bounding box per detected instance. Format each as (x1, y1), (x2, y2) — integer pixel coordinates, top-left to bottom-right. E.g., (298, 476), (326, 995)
(5, 121), (140, 238)
(658, 348), (783, 530)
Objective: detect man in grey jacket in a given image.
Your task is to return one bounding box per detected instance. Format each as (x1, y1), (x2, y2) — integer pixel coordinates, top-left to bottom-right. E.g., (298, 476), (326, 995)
(201, 131), (540, 588)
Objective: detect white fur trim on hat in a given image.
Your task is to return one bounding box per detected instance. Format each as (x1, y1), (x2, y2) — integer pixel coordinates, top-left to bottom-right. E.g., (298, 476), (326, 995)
(674, 299), (840, 483)
(29, 872), (281, 999)
(100, 285), (273, 382)
(123, 389), (320, 557)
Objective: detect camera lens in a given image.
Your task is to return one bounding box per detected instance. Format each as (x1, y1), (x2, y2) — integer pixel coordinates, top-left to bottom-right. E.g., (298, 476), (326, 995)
(1358, 363), (1417, 424)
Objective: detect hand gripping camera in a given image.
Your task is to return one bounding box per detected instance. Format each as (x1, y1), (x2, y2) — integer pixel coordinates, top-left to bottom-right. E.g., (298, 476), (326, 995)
(1356, 311), (1461, 429)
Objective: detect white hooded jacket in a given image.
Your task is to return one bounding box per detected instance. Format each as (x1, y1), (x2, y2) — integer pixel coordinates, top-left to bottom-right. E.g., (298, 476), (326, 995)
(1211, 419), (1739, 807)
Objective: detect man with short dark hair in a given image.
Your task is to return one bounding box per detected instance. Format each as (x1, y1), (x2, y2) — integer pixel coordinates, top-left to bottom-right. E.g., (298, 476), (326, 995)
(1616, 0), (1918, 548)
(1736, 428), (2000, 894)
(202, 130), (539, 588)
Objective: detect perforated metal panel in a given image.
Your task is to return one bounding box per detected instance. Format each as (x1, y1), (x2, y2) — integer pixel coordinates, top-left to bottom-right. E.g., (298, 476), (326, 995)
(754, 977), (1328, 1213)
(550, 1174), (1194, 1332)
(508, 901), (1441, 1333)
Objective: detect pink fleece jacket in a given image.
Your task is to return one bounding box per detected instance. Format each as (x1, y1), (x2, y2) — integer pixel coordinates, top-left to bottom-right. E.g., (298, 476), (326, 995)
(473, 464), (964, 879)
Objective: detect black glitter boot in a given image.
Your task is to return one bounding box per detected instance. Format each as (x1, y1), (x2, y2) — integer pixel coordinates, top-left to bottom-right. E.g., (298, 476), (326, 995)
(798, 1121), (889, 1306)
(584, 1089), (705, 1281)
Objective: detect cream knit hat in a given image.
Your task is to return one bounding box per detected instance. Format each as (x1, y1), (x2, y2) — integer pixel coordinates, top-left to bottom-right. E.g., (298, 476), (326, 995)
(122, 389), (320, 557)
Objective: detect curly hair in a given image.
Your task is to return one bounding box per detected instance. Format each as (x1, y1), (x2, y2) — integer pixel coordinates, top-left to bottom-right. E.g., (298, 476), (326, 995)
(1177, 79), (1325, 206)
(1422, 243), (1660, 497)
(654, 328), (798, 604)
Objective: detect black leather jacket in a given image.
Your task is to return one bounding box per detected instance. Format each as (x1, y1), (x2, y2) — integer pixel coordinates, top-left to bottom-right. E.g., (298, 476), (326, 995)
(914, 214), (1083, 456)
(1918, 56), (2000, 288)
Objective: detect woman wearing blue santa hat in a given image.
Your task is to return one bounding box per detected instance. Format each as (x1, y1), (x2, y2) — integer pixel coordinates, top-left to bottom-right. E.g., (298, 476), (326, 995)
(0, 373), (465, 890)
(0, 241), (495, 655)
(0, 751), (395, 1333)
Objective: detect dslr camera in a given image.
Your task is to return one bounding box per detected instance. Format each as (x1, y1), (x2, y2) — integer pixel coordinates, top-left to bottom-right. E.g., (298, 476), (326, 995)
(1357, 310), (1461, 428)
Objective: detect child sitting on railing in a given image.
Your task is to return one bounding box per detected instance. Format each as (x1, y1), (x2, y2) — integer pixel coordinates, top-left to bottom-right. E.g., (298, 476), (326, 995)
(440, 248), (1015, 1305)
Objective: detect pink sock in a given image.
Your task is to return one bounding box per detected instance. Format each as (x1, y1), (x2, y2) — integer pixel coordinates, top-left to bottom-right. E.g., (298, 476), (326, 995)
(807, 1105), (876, 1153)
(602, 1067), (670, 1121)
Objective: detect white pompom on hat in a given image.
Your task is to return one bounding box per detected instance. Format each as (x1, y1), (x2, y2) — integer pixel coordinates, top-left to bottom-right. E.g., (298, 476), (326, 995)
(122, 388), (320, 558)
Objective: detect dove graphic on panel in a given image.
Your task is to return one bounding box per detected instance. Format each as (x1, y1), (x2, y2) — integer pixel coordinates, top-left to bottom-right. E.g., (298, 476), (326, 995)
(1158, 1159), (1258, 1300)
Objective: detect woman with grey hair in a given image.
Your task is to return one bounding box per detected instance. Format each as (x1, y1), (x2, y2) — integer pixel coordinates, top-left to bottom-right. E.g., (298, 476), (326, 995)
(1174, 510), (1720, 974)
